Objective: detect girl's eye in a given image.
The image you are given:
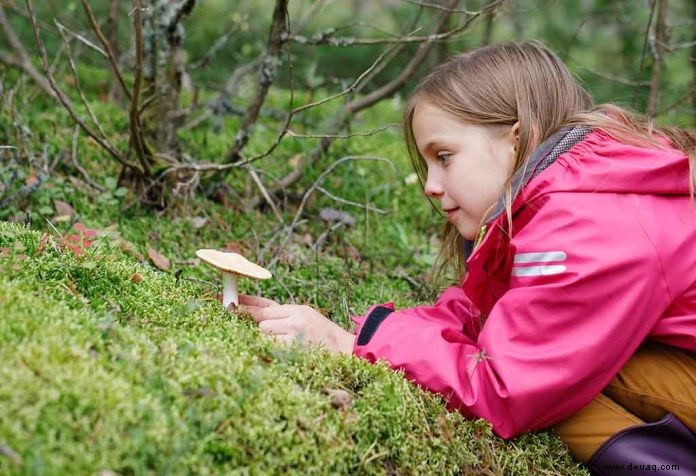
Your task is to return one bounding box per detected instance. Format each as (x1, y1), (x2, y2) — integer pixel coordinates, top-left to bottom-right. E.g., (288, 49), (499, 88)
(435, 152), (451, 163)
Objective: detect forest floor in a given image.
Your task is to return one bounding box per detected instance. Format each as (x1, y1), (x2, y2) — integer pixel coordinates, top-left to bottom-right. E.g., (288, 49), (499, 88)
(0, 76), (588, 474)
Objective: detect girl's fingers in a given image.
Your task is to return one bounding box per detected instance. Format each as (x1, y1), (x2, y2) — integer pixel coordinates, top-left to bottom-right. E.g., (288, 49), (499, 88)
(245, 304), (288, 324)
(258, 319), (292, 335)
(238, 294), (279, 307)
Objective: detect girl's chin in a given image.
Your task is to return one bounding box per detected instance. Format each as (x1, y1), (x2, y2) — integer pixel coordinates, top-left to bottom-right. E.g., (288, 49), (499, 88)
(455, 224), (478, 241)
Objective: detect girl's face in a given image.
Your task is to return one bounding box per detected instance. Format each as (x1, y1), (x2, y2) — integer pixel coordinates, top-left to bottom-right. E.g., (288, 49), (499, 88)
(411, 100), (518, 240)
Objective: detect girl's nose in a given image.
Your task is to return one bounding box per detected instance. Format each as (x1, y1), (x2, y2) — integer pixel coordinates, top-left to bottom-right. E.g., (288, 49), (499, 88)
(424, 173), (444, 198)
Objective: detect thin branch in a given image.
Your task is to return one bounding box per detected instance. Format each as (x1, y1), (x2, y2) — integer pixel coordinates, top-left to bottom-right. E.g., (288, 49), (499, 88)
(285, 1), (504, 47)
(267, 156), (395, 267)
(128, 0), (151, 176)
(80, 0), (131, 101)
(55, 19), (109, 140)
(247, 165), (285, 224)
(70, 125), (106, 192)
(229, 41), (402, 169)
(398, 0), (484, 14)
(286, 123), (398, 139)
(0, 3), (54, 98)
(226, 0), (289, 163)
(656, 89), (695, 117)
(316, 186), (389, 215)
(633, 0), (658, 106)
(647, 0), (668, 119)
(24, 0), (136, 170)
(54, 20), (107, 57)
(576, 64), (650, 86)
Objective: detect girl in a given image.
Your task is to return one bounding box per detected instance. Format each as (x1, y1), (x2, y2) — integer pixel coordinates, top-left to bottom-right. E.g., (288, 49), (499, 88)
(241, 41), (696, 473)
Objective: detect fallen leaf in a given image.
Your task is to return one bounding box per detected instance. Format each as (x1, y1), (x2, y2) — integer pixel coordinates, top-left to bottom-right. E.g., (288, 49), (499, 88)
(325, 388), (353, 410)
(0, 441), (22, 466)
(25, 169), (38, 186)
(147, 247), (170, 271)
(319, 208), (356, 226)
(188, 216), (208, 229)
(292, 233), (314, 247)
(53, 200), (74, 217)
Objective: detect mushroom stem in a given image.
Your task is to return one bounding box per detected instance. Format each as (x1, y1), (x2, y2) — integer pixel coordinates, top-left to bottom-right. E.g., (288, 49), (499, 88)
(222, 272), (238, 309)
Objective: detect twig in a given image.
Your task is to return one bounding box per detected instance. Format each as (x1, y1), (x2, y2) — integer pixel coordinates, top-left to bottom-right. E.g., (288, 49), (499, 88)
(55, 19), (109, 140)
(24, 0), (137, 170)
(54, 20), (107, 57)
(286, 123), (398, 139)
(80, 0), (132, 100)
(647, 0), (668, 119)
(316, 186), (389, 215)
(268, 156), (394, 267)
(70, 125), (106, 192)
(247, 166), (285, 224)
(128, 0), (151, 176)
(227, 0), (289, 163)
(398, 0), (483, 14)
(575, 64), (650, 86)
(633, 0), (658, 107)
(246, 0), (492, 210)
(285, 1), (504, 47)
(0, 4), (54, 98)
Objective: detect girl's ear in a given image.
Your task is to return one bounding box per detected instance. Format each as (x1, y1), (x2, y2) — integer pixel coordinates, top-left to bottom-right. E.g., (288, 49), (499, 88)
(511, 121), (520, 151)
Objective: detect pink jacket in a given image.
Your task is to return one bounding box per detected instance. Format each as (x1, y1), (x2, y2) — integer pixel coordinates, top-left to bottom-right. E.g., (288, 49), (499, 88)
(350, 127), (696, 439)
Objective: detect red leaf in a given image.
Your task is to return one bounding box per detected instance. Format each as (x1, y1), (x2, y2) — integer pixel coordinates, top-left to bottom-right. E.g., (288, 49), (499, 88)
(74, 223), (85, 233)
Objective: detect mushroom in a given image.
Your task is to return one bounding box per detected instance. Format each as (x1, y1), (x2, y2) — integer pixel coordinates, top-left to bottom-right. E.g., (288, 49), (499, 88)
(196, 249), (272, 309)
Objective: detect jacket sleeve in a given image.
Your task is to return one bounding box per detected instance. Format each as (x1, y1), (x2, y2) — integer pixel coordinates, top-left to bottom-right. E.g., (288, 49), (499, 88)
(351, 192), (672, 439)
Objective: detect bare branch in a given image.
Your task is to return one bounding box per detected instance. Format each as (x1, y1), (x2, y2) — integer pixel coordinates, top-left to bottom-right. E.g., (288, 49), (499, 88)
(55, 19), (109, 140)
(285, 1), (504, 47)
(70, 125), (106, 192)
(245, 0), (501, 210)
(575, 64), (650, 86)
(24, 0), (137, 170)
(227, 0), (289, 163)
(633, 0), (658, 107)
(129, 0), (151, 176)
(398, 0), (484, 14)
(80, 0), (132, 101)
(0, 4), (54, 98)
(647, 0), (668, 119)
(267, 156), (395, 267)
(286, 123), (398, 139)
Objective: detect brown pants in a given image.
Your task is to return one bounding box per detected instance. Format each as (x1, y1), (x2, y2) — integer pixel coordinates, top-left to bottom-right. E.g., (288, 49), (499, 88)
(551, 341), (696, 464)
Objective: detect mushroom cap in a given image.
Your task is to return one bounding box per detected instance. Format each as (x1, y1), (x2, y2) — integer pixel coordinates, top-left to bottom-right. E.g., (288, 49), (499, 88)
(195, 249), (272, 279)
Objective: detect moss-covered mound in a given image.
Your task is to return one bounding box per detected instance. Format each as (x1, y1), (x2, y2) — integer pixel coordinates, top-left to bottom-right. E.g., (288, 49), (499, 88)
(0, 222), (587, 475)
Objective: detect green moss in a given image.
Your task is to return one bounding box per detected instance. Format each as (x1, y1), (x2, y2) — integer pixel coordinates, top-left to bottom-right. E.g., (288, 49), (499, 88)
(0, 223), (587, 474)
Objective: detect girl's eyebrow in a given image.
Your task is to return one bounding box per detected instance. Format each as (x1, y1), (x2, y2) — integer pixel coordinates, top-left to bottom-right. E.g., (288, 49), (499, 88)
(422, 139), (449, 153)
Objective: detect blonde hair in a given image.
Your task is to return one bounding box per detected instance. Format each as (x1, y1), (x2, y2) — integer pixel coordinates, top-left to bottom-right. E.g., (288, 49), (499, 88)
(404, 40), (696, 283)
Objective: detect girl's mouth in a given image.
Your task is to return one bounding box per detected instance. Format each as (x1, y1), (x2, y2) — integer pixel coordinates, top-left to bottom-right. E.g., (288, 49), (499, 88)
(444, 207), (459, 218)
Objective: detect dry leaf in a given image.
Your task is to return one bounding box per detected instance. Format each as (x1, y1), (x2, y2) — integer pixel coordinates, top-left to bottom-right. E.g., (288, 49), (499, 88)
(53, 200), (74, 217)
(0, 441), (22, 466)
(25, 169), (38, 186)
(188, 216), (208, 229)
(326, 388), (353, 410)
(147, 247), (170, 271)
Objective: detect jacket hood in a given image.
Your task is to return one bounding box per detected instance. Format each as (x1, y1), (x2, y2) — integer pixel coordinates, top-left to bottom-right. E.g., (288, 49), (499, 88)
(462, 125), (692, 257)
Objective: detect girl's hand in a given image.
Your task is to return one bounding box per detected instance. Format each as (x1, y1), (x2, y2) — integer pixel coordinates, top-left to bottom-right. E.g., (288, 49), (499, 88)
(238, 295), (356, 356)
